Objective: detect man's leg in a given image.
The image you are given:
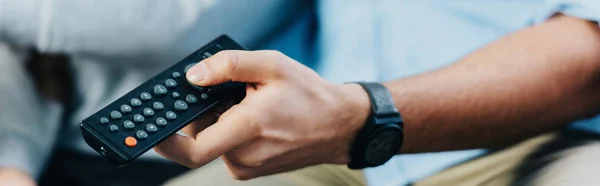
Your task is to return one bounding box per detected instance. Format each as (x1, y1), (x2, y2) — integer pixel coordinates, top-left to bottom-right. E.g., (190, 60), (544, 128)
(165, 158), (366, 186)
(413, 130), (600, 186)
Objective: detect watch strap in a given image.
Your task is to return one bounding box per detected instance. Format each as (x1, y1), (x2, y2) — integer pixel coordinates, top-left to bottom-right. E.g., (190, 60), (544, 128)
(356, 82), (399, 118)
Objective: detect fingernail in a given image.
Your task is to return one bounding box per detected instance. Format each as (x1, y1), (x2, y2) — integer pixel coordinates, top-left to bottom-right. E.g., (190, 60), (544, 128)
(187, 62), (207, 83)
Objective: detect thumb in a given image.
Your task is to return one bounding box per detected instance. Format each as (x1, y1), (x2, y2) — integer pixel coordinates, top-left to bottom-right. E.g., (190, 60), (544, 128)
(186, 50), (285, 86)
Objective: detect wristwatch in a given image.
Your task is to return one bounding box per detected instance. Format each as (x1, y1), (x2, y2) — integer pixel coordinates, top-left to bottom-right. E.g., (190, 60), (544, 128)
(348, 82), (404, 169)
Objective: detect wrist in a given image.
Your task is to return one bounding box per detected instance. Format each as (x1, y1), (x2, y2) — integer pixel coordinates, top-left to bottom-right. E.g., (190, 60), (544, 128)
(331, 83), (371, 163)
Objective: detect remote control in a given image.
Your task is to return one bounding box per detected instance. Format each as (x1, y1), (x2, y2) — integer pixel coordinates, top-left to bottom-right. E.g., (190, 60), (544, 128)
(80, 35), (246, 165)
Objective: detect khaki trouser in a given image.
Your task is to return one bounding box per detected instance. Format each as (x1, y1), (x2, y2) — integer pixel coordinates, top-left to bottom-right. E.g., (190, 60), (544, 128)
(165, 130), (600, 186)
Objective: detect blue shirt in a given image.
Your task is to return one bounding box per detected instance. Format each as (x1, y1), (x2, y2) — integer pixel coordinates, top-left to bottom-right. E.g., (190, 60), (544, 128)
(266, 0), (600, 186)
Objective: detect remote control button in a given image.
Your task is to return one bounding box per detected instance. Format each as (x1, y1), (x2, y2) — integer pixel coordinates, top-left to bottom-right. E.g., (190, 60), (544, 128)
(172, 72), (181, 79)
(136, 130), (148, 140)
(146, 124), (158, 133)
(125, 136), (137, 147)
(130, 98), (142, 107)
(110, 111), (122, 120)
(100, 117), (109, 125)
(153, 102), (164, 110)
(156, 117), (167, 126)
(184, 63), (196, 73)
(185, 94), (198, 104)
(165, 111), (177, 120)
(143, 108), (155, 117)
(123, 120), (135, 130)
(174, 100), (188, 111)
(172, 92), (180, 98)
(140, 92), (152, 101)
(120, 105), (132, 113)
(109, 125), (119, 132)
(133, 114), (145, 123)
(201, 93), (209, 100)
(165, 79), (177, 89)
(154, 85), (168, 96)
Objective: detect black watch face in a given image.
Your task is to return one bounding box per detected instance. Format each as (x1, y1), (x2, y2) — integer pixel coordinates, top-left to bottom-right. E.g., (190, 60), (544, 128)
(364, 128), (403, 166)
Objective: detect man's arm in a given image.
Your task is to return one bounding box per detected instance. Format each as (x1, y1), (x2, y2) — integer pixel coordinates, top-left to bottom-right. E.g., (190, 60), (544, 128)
(154, 15), (600, 180)
(387, 14), (600, 153)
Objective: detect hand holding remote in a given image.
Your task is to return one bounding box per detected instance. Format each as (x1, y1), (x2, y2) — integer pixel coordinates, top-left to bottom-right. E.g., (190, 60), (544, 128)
(154, 50), (371, 180)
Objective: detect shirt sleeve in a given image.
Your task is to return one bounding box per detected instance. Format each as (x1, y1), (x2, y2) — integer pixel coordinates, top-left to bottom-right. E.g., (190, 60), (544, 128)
(0, 0), (300, 59)
(0, 43), (63, 179)
(532, 0), (600, 25)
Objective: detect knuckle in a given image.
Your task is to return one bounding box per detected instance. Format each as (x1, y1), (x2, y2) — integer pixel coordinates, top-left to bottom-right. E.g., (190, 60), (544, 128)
(187, 153), (209, 168)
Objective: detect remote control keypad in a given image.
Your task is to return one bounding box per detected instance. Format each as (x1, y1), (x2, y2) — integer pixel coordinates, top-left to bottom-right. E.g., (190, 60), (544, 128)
(81, 35), (247, 165)
(97, 69), (211, 146)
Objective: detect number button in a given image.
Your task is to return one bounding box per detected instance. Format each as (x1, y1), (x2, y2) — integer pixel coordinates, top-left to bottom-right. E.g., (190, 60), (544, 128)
(146, 124), (158, 133)
(123, 120), (135, 130)
(109, 125), (119, 132)
(185, 94), (197, 104)
(133, 114), (145, 123)
(143, 108), (155, 117)
(130, 98), (142, 107)
(153, 85), (168, 96)
(110, 111), (122, 120)
(156, 117), (167, 126)
(100, 117), (109, 125)
(201, 93), (209, 100)
(153, 102), (164, 110)
(140, 92), (152, 101)
(120, 105), (132, 114)
(165, 111), (177, 120)
(136, 130), (148, 140)
(165, 79), (177, 89)
(172, 92), (180, 98)
(174, 100), (188, 111)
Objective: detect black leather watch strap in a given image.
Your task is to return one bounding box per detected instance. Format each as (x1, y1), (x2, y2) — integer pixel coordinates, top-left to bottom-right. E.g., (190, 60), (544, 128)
(356, 82), (399, 118)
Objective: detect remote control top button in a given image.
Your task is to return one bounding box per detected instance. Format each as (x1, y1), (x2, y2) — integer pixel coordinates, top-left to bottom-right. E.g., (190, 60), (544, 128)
(110, 111), (122, 120)
(165, 79), (177, 89)
(123, 120), (135, 130)
(143, 108), (155, 117)
(185, 94), (198, 103)
(165, 111), (177, 120)
(140, 92), (152, 101)
(156, 117), (167, 126)
(172, 72), (181, 79)
(146, 124), (158, 133)
(125, 136), (137, 147)
(184, 63), (196, 73)
(152, 102), (164, 110)
(120, 105), (132, 113)
(174, 100), (188, 111)
(201, 93), (209, 100)
(154, 85), (168, 96)
(100, 117), (109, 125)
(109, 125), (119, 132)
(136, 130), (148, 140)
(133, 114), (145, 123)
(130, 98), (142, 107)
(172, 92), (180, 98)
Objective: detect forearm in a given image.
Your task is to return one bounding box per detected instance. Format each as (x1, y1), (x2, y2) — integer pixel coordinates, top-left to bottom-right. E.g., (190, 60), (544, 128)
(387, 15), (600, 153)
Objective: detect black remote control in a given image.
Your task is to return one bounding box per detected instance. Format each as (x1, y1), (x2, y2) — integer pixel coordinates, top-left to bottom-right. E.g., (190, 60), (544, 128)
(80, 35), (246, 165)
